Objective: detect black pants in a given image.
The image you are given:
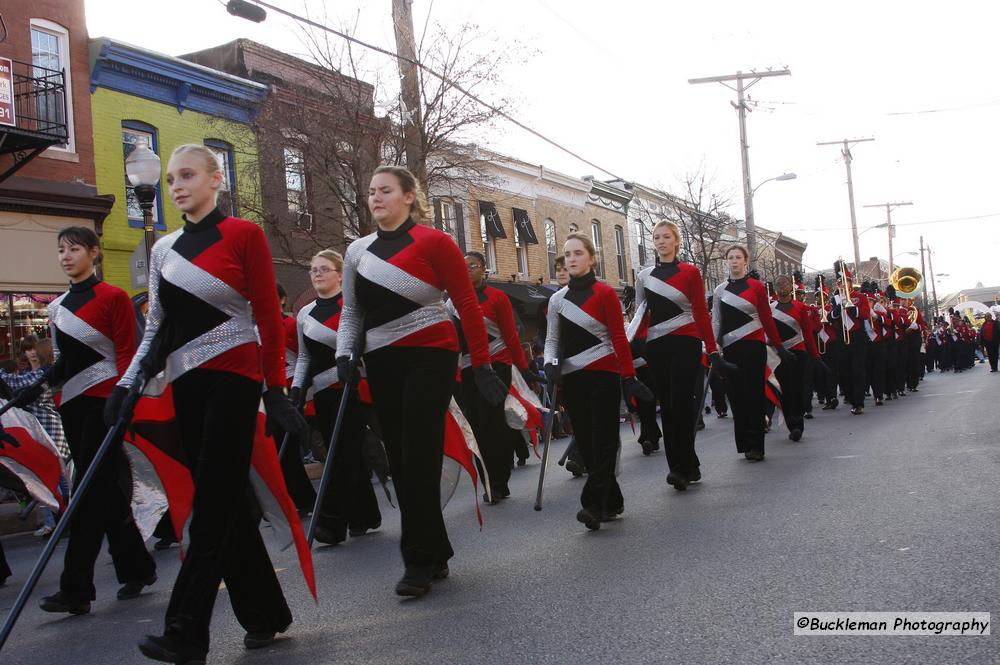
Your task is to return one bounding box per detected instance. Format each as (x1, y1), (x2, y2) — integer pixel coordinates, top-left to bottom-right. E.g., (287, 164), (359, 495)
(986, 342), (999, 371)
(460, 363), (514, 496)
(634, 364), (662, 446)
(272, 425), (316, 512)
(646, 335), (702, 476)
(166, 370), (291, 654)
(723, 340), (766, 454)
(905, 334), (922, 388)
(0, 539), (10, 582)
(314, 387), (381, 538)
(365, 346), (456, 567)
(816, 343), (839, 403)
(801, 352), (815, 414)
(924, 340), (937, 373)
(776, 349), (808, 434)
(838, 337), (867, 408)
(57, 396), (155, 602)
(561, 370), (623, 514)
(866, 340), (886, 401)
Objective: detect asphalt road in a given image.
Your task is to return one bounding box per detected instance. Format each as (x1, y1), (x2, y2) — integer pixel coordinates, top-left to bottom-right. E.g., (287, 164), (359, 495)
(1, 366), (997, 664)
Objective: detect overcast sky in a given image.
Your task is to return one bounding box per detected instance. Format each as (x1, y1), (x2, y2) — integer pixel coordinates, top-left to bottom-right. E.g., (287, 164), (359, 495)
(87, 0), (1000, 298)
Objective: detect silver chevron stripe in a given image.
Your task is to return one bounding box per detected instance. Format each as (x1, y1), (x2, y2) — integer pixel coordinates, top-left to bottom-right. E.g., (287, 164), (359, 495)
(357, 250), (443, 306)
(159, 251), (259, 384)
(559, 299), (614, 374)
(365, 304), (451, 352)
(625, 301), (646, 342)
(647, 313), (695, 341)
(720, 289), (762, 348)
(641, 276), (696, 341)
(285, 348), (297, 380)
(301, 315), (338, 351)
(311, 366), (340, 393)
(771, 305), (804, 349)
(49, 299), (117, 403)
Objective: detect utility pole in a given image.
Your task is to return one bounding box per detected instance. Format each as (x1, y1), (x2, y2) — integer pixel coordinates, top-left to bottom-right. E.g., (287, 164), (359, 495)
(689, 68), (791, 266)
(818, 137), (874, 275)
(926, 243), (939, 318)
(863, 200), (912, 280)
(919, 235), (930, 322)
(391, 0), (428, 190)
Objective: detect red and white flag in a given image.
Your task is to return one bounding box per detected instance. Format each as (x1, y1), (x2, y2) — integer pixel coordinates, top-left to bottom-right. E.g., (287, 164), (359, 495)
(0, 400), (65, 512)
(441, 398), (488, 528)
(504, 370), (546, 455)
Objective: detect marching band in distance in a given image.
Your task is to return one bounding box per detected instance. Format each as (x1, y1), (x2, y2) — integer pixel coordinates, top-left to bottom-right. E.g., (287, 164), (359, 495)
(0, 158), (987, 665)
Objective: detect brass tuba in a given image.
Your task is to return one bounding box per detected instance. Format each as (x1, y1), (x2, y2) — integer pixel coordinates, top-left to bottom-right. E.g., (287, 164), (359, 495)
(890, 267), (924, 299)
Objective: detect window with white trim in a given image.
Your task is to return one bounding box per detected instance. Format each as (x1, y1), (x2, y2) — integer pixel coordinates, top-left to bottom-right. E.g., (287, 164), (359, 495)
(513, 218), (528, 277)
(545, 218), (557, 280)
(636, 220), (648, 267)
(206, 140), (237, 216)
(479, 208), (496, 273)
(441, 200), (457, 240)
(122, 124), (159, 226)
(615, 225), (626, 282)
(283, 146), (310, 229)
(591, 220), (605, 279)
(30, 19), (73, 152)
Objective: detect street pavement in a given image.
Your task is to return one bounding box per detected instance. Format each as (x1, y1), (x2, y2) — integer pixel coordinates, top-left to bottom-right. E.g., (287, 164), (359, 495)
(1, 366), (997, 664)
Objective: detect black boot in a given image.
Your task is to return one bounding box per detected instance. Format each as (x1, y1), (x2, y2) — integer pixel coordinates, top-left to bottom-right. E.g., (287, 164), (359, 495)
(395, 565), (434, 597)
(138, 634), (206, 665)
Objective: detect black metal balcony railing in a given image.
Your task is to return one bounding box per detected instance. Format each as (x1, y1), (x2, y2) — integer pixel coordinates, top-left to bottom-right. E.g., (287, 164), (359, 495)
(0, 59), (69, 182)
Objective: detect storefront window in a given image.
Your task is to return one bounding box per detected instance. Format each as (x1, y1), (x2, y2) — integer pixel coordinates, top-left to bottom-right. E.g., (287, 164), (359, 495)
(0, 293), (57, 363)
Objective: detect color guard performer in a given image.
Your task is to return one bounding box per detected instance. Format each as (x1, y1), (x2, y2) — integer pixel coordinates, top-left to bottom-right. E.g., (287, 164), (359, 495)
(770, 275), (818, 441)
(336, 166), (507, 597)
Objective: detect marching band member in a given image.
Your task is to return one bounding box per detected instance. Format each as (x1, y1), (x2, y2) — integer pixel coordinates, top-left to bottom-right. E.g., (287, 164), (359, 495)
(292, 249), (382, 544)
(633, 221), (716, 489)
(712, 245), (788, 462)
(336, 166), (506, 597)
(980, 312), (999, 372)
(447, 250), (532, 503)
(544, 233), (651, 529)
(864, 284), (890, 406)
(902, 300), (926, 388)
(770, 275), (818, 441)
(109, 144), (308, 662)
(36, 227), (157, 616)
(830, 263), (870, 414)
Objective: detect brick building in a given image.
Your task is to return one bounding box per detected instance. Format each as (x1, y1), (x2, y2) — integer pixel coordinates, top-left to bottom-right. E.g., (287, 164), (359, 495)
(181, 40), (385, 307)
(0, 0), (114, 361)
(88, 38), (267, 292)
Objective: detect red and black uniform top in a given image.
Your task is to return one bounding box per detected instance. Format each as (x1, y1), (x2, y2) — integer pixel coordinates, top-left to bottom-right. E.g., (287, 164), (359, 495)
(631, 258), (717, 354)
(291, 293), (345, 395)
(867, 302), (891, 343)
(711, 275), (783, 350)
(830, 290), (871, 339)
(544, 271), (635, 377)
(770, 299), (819, 358)
(283, 314), (298, 388)
(903, 304), (926, 335)
(48, 274), (136, 405)
(120, 208), (285, 392)
(892, 304), (907, 341)
(446, 285), (528, 370)
(336, 218), (490, 366)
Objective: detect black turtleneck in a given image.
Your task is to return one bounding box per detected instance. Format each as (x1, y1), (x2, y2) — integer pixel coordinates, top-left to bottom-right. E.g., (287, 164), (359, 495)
(376, 217), (416, 240)
(568, 271), (597, 291)
(69, 273), (100, 293)
(183, 207), (226, 234)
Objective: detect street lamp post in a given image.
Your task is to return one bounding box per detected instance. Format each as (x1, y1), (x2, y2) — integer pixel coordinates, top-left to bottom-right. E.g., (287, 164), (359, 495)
(125, 144), (162, 279)
(748, 172), (796, 266)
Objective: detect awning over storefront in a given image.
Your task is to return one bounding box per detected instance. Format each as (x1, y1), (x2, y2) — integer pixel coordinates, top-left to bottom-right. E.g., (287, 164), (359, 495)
(478, 201), (506, 239)
(512, 208), (538, 244)
(487, 281), (556, 309)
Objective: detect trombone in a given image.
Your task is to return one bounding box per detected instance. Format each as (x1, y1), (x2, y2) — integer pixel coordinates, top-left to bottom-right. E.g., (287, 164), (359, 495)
(838, 258), (852, 346)
(817, 275), (829, 354)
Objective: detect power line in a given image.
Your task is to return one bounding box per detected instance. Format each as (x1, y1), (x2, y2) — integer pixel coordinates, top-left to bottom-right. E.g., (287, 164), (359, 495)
(780, 211), (1000, 234)
(242, 0), (625, 180)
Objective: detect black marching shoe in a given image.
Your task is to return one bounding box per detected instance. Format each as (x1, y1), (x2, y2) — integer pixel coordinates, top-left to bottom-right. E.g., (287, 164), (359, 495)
(565, 459), (585, 477)
(433, 563), (449, 580)
(395, 565), (435, 597)
(686, 468), (702, 483)
(665, 471), (689, 491)
(244, 632), (277, 650)
(789, 429), (802, 442)
(638, 438), (657, 456)
(39, 591), (90, 615)
(716, 411), (728, 418)
(118, 574), (157, 600)
(875, 398), (884, 406)
(744, 450), (765, 462)
(348, 523), (380, 538)
(138, 634), (206, 665)
(803, 411), (813, 420)
(822, 399), (838, 410)
(851, 406), (864, 415)
(516, 457), (528, 467)
(576, 508), (601, 531)
(312, 524), (346, 545)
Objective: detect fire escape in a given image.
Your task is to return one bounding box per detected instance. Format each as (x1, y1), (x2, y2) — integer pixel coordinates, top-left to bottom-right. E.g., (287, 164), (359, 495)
(0, 59), (69, 183)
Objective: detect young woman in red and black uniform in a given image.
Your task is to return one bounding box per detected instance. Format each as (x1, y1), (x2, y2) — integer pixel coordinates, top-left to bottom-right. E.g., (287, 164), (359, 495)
(447, 251), (532, 503)
(291, 249), (381, 544)
(633, 220), (717, 489)
(109, 144), (308, 663)
(712, 245), (788, 461)
(34, 227), (156, 616)
(544, 233), (652, 530)
(770, 275), (819, 442)
(336, 166), (506, 597)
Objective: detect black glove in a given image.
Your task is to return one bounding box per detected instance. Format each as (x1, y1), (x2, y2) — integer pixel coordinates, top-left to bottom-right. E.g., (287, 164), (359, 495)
(264, 389), (309, 438)
(103, 385), (139, 429)
(623, 376), (654, 404)
(845, 306), (859, 318)
(336, 355), (360, 389)
(474, 365), (508, 407)
(708, 352), (738, 374)
(9, 381), (45, 409)
(543, 362), (561, 386)
(777, 346), (796, 365)
(520, 367), (544, 384)
(288, 386), (303, 409)
(44, 357), (66, 386)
